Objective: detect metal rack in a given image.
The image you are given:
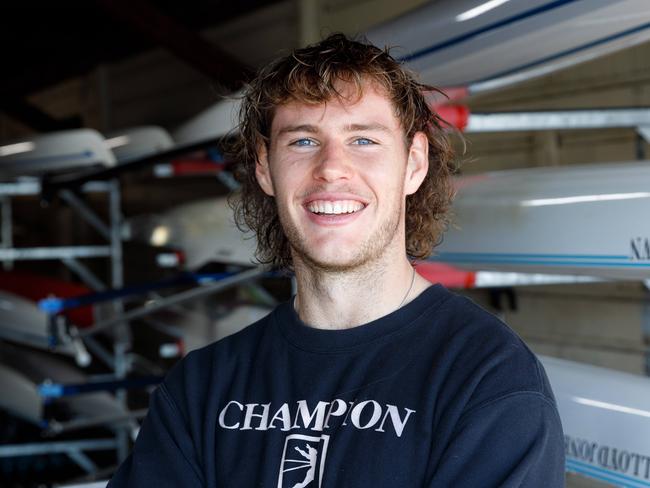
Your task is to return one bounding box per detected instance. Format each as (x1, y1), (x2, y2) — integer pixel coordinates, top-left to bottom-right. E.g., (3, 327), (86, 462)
(0, 177), (132, 475)
(0, 172), (270, 482)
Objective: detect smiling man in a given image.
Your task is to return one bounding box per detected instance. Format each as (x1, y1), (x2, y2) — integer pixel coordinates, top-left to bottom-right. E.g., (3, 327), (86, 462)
(254, 82), (432, 327)
(109, 34), (565, 487)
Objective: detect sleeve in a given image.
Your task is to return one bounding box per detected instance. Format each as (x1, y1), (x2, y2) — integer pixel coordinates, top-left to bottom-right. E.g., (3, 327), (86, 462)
(107, 383), (204, 487)
(427, 392), (565, 487)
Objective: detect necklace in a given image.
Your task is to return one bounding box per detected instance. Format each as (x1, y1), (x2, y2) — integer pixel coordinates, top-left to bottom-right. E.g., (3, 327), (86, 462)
(397, 266), (416, 309)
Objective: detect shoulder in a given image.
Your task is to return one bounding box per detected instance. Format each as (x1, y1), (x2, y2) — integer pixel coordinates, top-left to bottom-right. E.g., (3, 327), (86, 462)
(435, 288), (525, 344)
(430, 288), (556, 410)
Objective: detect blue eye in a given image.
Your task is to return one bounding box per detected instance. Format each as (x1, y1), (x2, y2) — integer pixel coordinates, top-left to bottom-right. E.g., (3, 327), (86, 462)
(292, 138), (316, 147)
(353, 138), (374, 145)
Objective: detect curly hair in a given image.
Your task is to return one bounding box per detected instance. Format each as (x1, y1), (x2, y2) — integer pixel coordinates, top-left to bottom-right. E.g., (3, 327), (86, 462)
(228, 33), (456, 270)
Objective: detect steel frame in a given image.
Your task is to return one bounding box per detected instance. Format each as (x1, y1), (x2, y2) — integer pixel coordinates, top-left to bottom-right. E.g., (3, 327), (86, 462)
(465, 108), (650, 142)
(0, 172), (268, 478)
(0, 177), (131, 472)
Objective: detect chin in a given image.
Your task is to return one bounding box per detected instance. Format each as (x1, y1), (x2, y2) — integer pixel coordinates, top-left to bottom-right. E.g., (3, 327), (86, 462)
(296, 248), (376, 273)
(286, 220), (397, 273)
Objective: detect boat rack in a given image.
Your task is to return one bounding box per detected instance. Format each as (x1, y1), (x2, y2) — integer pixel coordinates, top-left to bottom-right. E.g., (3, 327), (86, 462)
(0, 175), (271, 482)
(0, 176), (135, 476)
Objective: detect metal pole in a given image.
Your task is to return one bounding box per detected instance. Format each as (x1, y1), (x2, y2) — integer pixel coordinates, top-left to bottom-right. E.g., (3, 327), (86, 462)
(298, 0), (319, 46)
(0, 180), (41, 195)
(60, 189), (112, 241)
(638, 126), (650, 145)
(1, 195), (12, 270)
(80, 267), (268, 338)
(47, 409), (148, 435)
(108, 179), (130, 464)
(67, 450), (99, 474)
(109, 181), (124, 295)
(0, 180), (111, 197)
(0, 246), (111, 260)
(83, 335), (116, 370)
(0, 439), (117, 457)
(62, 257), (107, 291)
(98, 64), (111, 132)
(465, 108), (650, 133)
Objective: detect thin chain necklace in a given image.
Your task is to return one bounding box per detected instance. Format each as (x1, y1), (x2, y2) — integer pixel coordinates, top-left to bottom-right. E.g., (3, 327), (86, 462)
(397, 266), (416, 310)
(294, 266), (417, 314)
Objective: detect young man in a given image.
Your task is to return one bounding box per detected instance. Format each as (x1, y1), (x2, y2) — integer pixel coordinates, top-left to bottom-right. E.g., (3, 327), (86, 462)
(109, 34), (565, 487)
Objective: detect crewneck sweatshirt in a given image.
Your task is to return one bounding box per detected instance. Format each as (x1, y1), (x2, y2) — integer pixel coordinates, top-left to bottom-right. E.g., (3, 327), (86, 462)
(109, 284), (565, 487)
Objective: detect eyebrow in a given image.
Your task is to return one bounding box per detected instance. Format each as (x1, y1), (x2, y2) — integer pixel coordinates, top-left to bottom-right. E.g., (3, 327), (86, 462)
(346, 123), (391, 133)
(276, 124), (319, 136)
(276, 122), (391, 136)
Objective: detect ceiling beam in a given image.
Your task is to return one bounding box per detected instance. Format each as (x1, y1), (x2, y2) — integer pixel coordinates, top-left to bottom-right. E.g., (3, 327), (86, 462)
(1, 98), (81, 133)
(96, 0), (252, 92)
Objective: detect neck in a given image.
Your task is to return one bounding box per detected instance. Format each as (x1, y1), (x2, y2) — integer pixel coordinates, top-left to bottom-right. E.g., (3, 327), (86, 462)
(292, 249), (431, 330)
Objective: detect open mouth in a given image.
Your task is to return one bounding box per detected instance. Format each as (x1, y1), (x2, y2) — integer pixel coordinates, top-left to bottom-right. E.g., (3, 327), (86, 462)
(306, 200), (366, 216)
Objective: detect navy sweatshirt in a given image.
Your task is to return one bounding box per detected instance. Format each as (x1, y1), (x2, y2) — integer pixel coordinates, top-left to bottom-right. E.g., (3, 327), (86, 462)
(109, 284), (565, 487)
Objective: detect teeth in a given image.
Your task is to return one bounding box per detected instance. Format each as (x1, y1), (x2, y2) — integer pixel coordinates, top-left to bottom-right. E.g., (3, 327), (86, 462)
(307, 200), (364, 215)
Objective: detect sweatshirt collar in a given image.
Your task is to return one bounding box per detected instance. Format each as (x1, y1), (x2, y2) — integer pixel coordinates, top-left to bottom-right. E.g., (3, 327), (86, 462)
(275, 284), (448, 353)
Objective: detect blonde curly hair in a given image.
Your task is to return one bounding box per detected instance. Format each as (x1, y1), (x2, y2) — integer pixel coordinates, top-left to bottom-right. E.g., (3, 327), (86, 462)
(228, 33), (456, 270)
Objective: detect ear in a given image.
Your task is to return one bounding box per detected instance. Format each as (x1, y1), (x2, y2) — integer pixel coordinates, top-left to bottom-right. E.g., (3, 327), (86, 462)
(404, 131), (429, 196)
(255, 143), (275, 197)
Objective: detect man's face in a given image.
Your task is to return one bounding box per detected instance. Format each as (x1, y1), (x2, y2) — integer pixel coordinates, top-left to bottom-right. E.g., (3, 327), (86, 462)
(255, 82), (428, 272)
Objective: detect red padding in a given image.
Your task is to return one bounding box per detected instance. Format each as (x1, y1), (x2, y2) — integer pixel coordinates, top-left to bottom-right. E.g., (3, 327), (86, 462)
(0, 271), (94, 327)
(435, 105), (470, 131)
(170, 159), (225, 176)
(415, 262), (476, 289)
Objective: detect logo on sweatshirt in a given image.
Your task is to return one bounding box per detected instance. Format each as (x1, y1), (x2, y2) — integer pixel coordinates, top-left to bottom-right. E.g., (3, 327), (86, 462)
(218, 399), (415, 437)
(277, 434), (329, 488)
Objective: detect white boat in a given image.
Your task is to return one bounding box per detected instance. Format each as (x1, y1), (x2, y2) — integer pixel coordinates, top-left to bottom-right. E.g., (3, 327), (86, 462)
(434, 161), (650, 280)
(123, 196), (258, 269)
(104, 126), (174, 164)
(367, 0), (650, 93)
(0, 342), (127, 428)
(121, 156), (650, 282)
(170, 1), (650, 148)
(172, 96), (241, 146)
(0, 290), (85, 359)
(542, 355), (650, 487)
(0, 129), (116, 178)
(0, 125), (173, 179)
(6, 2), (649, 181)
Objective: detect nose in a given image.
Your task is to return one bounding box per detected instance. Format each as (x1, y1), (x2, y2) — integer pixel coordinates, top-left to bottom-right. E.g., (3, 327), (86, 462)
(312, 141), (352, 182)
